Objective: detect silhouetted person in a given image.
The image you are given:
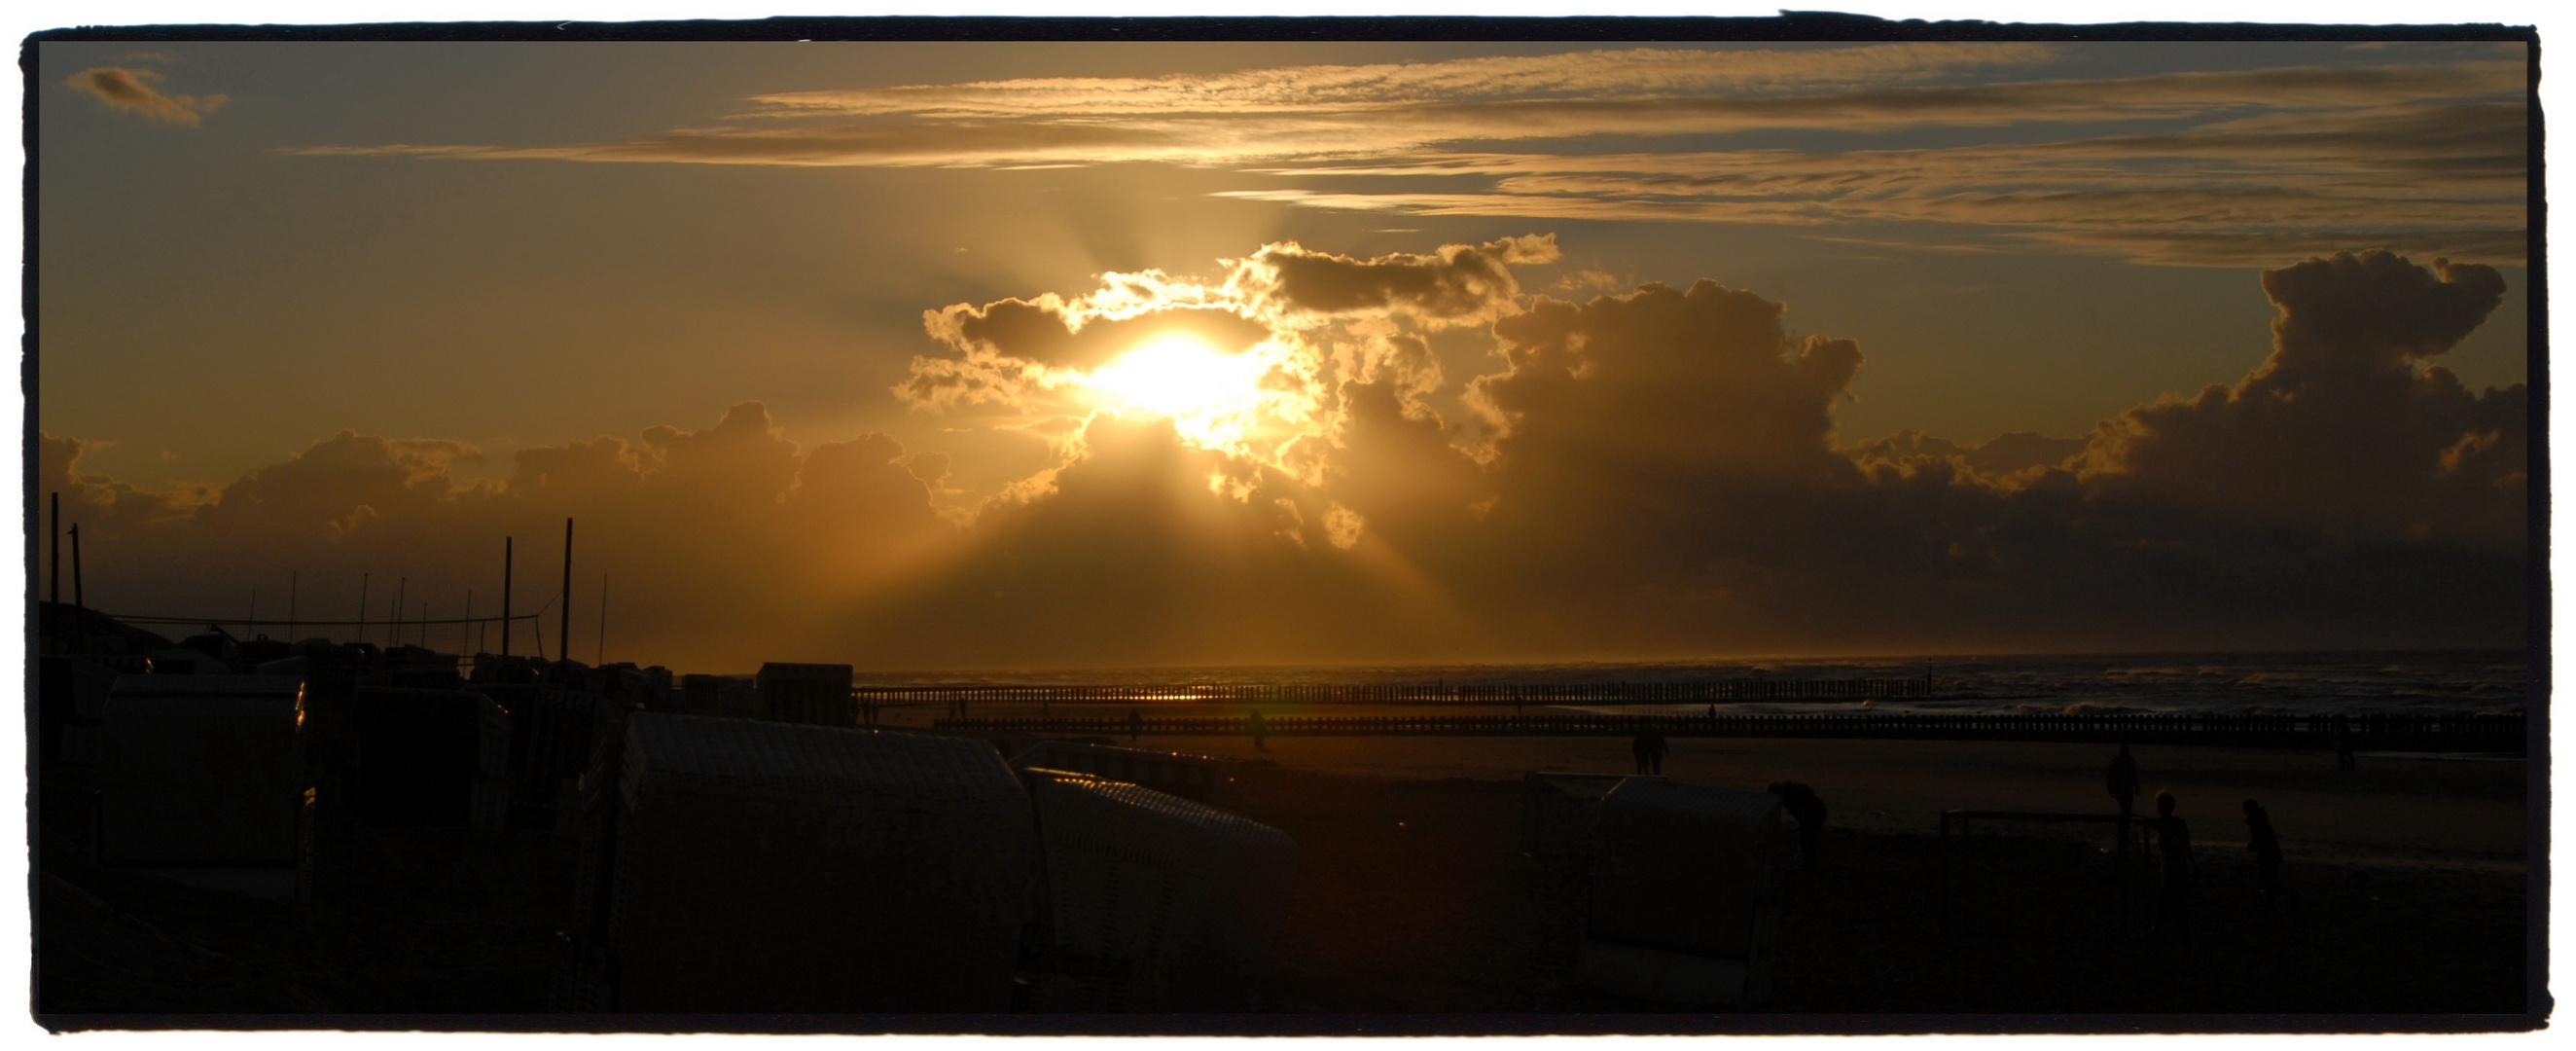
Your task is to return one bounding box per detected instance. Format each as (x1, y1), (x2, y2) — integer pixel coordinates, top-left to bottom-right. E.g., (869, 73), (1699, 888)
(2333, 714), (2356, 770)
(1768, 780), (1828, 869)
(1632, 727), (1668, 775)
(2147, 791), (2197, 940)
(2243, 798), (2295, 909)
(2106, 743), (2140, 817)
(1248, 708), (1268, 751)
(1128, 707), (1143, 743)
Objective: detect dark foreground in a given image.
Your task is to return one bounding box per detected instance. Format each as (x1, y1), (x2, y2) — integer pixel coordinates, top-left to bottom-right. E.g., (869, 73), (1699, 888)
(35, 759), (2530, 1026)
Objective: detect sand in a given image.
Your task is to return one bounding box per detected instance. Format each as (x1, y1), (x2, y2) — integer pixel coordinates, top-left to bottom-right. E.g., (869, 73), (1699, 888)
(37, 705), (2534, 1023)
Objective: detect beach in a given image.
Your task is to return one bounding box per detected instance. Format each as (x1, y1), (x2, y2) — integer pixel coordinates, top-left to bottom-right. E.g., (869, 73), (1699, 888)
(36, 709), (2531, 1022)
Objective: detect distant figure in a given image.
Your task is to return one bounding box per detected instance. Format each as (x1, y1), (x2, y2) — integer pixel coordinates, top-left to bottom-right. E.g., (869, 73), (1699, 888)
(1632, 727), (1669, 775)
(2147, 791), (2198, 940)
(1128, 707), (1143, 743)
(1248, 708), (1268, 751)
(1705, 704), (1717, 718)
(2106, 743), (2140, 817)
(2243, 798), (2295, 909)
(1768, 781), (1828, 869)
(2333, 714), (2356, 770)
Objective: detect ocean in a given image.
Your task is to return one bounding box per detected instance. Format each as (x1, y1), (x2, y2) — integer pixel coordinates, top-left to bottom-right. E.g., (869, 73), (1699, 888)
(857, 649), (2532, 718)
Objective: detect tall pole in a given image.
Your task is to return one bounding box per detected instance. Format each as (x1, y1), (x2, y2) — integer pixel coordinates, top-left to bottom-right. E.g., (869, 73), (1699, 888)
(392, 576), (407, 651)
(357, 572), (370, 647)
(464, 591), (474, 654)
(559, 518), (574, 668)
(597, 572), (608, 666)
(69, 524), (85, 655)
(50, 492), (60, 606)
(500, 538), (513, 661)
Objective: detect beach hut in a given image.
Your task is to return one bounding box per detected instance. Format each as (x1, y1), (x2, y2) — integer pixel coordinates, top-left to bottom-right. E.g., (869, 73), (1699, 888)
(95, 674), (313, 899)
(1009, 740), (1225, 802)
(350, 687), (514, 828)
(36, 655), (119, 768)
(469, 683), (617, 831)
(1018, 768), (1297, 1012)
(1579, 778), (1784, 1006)
(603, 714), (1033, 1012)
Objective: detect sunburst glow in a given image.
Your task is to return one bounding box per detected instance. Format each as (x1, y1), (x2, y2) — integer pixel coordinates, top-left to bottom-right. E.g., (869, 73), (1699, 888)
(1080, 332), (1300, 454)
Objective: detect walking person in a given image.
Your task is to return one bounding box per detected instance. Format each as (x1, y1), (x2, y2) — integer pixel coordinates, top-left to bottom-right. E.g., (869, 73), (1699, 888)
(2107, 743), (2140, 817)
(2146, 791), (2198, 940)
(1248, 707), (1268, 751)
(2333, 714), (2356, 770)
(2243, 798), (2296, 910)
(1128, 707), (1143, 743)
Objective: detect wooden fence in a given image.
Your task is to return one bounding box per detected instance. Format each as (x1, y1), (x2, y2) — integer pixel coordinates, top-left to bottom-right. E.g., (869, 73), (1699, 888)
(931, 710), (2527, 752)
(857, 676), (1935, 706)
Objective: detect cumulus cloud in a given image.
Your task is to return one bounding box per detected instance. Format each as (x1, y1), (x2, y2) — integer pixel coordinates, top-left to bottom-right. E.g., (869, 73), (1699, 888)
(2081, 250), (2522, 547)
(54, 242), (2526, 669)
(64, 67), (229, 127)
(45, 404), (954, 670)
(1244, 235), (1557, 326)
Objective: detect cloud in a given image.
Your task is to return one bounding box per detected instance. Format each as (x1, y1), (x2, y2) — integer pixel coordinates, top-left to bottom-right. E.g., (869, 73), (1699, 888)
(55, 241), (2526, 668)
(47, 405), (956, 670)
(1242, 235), (1558, 326)
(278, 46), (2523, 267)
(1237, 100), (2526, 267)
(2080, 250), (2522, 547)
(64, 66), (229, 127)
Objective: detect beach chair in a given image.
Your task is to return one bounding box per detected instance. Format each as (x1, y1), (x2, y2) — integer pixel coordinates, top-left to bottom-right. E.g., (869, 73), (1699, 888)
(1009, 740), (1225, 802)
(95, 674), (314, 899)
(602, 714), (1033, 1012)
(1018, 768), (1297, 1011)
(1579, 778), (1784, 1006)
(349, 687), (514, 829)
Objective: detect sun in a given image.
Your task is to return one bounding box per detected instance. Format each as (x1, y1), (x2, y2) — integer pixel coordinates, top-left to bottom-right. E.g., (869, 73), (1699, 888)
(1085, 332), (1267, 421)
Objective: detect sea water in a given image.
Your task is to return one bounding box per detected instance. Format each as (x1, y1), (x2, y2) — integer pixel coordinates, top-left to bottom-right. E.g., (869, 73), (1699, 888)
(857, 649), (2530, 718)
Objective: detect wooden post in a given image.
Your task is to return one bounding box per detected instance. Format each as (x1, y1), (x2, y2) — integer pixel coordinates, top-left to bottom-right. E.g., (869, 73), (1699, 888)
(69, 523), (85, 654)
(559, 518), (574, 667)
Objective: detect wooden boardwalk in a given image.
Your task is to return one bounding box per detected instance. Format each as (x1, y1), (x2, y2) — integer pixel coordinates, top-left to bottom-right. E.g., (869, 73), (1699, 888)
(932, 710), (2527, 752)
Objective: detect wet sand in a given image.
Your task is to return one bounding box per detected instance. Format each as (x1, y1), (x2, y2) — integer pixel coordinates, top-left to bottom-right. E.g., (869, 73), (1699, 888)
(896, 702), (2529, 862)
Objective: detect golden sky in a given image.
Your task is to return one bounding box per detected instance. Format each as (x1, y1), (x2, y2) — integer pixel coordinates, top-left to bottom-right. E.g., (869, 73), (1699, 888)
(36, 38), (2530, 671)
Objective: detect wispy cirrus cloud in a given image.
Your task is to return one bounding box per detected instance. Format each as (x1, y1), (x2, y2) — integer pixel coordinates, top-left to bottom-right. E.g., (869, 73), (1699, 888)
(280, 45), (2527, 266)
(64, 66), (230, 127)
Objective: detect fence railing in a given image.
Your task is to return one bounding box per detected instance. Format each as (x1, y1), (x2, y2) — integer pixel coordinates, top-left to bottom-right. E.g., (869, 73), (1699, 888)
(859, 676), (1935, 706)
(931, 710), (2527, 752)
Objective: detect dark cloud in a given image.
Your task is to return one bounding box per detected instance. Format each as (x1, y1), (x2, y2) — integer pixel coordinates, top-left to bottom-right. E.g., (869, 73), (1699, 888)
(44, 405), (954, 671)
(2082, 250), (2522, 548)
(924, 300), (1272, 370)
(1250, 235), (1558, 325)
(64, 67), (228, 127)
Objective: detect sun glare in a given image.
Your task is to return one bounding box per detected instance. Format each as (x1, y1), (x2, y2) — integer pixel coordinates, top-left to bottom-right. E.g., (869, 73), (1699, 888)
(1082, 331), (1279, 440)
